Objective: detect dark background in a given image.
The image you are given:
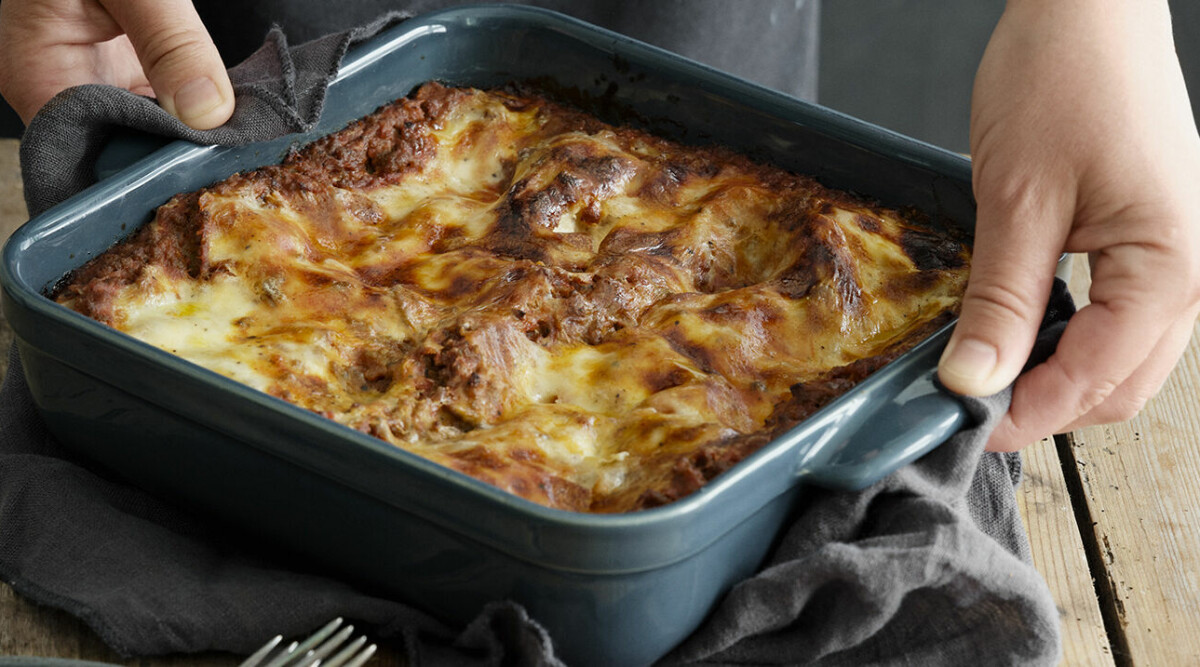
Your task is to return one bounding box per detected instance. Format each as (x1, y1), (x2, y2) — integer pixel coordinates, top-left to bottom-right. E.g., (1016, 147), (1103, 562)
(819, 0), (1200, 153)
(1, 0), (1198, 154)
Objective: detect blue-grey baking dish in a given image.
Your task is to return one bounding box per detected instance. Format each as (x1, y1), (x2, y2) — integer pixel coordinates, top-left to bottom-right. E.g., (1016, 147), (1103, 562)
(0, 6), (976, 666)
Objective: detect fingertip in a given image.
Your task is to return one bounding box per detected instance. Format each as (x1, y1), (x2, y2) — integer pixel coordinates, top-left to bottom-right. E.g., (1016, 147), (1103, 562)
(937, 335), (1012, 396)
(102, 0), (234, 130)
(160, 74), (233, 130)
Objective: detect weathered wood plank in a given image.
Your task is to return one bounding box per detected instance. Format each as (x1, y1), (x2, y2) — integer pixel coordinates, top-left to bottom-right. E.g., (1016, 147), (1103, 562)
(1018, 438), (1116, 666)
(0, 582), (136, 660)
(1063, 253), (1200, 665)
(0, 137), (26, 379)
(0, 138), (25, 235)
(1063, 339), (1200, 665)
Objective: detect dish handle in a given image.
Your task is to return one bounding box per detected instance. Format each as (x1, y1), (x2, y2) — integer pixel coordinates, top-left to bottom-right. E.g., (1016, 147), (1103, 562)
(795, 331), (968, 491)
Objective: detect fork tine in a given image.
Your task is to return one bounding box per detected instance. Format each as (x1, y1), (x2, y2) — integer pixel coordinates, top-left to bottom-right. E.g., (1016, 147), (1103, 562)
(296, 624), (357, 667)
(239, 634), (284, 667)
(340, 643), (377, 667)
(262, 618), (345, 667)
(241, 618), (375, 667)
(320, 636), (369, 667)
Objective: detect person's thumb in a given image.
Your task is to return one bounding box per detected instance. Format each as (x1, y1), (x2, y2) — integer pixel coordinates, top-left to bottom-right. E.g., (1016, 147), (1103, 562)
(937, 179), (1070, 397)
(100, 0), (234, 129)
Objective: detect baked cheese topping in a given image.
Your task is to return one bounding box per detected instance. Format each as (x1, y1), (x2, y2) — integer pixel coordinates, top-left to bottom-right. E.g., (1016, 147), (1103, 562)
(56, 83), (970, 512)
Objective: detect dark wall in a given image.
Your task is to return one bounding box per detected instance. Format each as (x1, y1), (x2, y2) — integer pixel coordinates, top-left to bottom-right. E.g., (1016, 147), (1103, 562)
(819, 0), (1200, 153)
(1173, 0), (1200, 138)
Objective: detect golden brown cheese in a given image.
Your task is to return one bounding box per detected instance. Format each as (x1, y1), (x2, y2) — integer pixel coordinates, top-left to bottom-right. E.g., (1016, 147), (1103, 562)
(56, 82), (970, 512)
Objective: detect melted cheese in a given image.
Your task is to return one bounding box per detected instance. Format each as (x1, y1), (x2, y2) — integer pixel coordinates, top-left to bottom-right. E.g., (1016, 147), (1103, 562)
(58, 83), (970, 512)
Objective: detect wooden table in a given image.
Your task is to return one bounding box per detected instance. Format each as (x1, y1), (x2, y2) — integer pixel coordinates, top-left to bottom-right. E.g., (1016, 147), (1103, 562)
(1, 136), (1197, 666)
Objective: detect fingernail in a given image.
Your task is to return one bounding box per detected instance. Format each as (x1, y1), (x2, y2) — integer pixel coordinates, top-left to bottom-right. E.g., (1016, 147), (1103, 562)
(172, 77), (224, 125)
(939, 336), (999, 393)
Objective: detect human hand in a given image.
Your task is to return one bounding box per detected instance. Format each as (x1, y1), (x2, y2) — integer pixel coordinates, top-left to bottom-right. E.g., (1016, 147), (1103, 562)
(938, 0), (1200, 451)
(0, 0), (234, 129)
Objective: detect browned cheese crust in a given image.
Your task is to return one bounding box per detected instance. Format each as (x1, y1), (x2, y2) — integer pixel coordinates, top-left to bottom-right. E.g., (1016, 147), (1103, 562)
(55, 82), (970, 512)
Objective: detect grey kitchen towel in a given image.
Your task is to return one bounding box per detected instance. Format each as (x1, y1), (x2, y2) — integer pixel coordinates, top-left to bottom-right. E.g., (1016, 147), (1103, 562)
(19, 11), (411, 217)
(1, 11), (1065, 667)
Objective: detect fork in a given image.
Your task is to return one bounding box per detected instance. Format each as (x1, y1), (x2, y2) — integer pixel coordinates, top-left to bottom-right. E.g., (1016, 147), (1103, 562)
(238, 617), (378, 667)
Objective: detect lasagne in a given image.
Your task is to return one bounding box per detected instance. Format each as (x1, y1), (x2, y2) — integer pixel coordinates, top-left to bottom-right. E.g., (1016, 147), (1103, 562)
(55, 82), (970, 512)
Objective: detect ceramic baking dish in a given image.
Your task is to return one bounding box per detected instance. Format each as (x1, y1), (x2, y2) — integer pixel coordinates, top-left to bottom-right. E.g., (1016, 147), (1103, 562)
(0, 6), (977, 666)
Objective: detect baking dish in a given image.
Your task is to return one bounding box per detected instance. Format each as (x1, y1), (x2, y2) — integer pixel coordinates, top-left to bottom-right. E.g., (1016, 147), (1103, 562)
(0, 6), (976, 666)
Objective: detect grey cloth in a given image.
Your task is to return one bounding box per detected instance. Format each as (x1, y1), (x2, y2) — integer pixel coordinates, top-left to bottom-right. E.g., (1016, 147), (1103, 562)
(2, 9), (1065, 667)
(659, 290), (1075, 665)
(663, 395), (1056, 665)
(19, 11), (411, 216)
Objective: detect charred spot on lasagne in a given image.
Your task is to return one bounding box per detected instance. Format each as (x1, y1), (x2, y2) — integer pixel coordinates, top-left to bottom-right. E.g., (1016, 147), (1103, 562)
(55, 82), (970, 513)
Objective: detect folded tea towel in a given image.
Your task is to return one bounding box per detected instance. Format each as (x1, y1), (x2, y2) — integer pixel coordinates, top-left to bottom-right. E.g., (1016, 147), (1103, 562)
(1, 11), (1065, 667)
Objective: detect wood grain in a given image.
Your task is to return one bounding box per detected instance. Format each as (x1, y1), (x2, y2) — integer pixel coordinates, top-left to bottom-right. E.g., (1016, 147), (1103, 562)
(1064, 341), (1200, 665)
(0, 137), (25, 379)
(1018, 438), (1116, 666)
(0, 583), (141, 661)
(0, 138), (24, 235)
(1061, 253), (1200, 666)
